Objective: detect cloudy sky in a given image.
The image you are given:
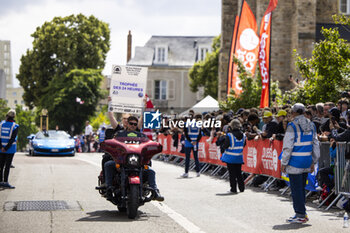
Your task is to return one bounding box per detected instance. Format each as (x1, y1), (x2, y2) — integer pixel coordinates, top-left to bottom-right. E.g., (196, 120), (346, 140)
(0, 0), (221, 87)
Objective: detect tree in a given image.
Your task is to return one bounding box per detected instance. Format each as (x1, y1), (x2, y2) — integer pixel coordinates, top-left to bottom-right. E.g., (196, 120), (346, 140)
(189, 35), (220, 99)
(0, 99), (10, 120)
(15, 106), (38, 152)
(42, 69), (105, 135)
(17, 14), (110, 132)
(293, 15), (350, 104)
(219, 57), (281, 112)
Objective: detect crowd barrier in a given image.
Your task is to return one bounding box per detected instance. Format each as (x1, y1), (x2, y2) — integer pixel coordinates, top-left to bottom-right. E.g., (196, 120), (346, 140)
(158, 134), (350, 210)
(158, 134), (283, 179)
(335, 142), (350, 195)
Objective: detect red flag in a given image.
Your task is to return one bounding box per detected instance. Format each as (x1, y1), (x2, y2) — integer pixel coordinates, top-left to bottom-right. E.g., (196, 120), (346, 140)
(259, 0), (278, 108)
(145, 94), (154, 109)
(227, 1), (259, 95)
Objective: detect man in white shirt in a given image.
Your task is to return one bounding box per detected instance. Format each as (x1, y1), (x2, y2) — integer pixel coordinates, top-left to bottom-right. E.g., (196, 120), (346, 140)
(85, 121), (93, 152)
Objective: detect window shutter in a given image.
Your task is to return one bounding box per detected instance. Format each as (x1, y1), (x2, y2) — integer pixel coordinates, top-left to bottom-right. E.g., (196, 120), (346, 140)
(168, 80), (175, 100)
(147, 79), (153, 98)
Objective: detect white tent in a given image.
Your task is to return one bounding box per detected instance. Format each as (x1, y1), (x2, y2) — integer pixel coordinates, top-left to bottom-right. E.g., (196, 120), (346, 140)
(180, 95), (219, 116)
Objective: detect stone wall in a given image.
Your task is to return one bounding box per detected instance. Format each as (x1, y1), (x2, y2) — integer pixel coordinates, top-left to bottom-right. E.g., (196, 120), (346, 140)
(219, 0), (338, 100)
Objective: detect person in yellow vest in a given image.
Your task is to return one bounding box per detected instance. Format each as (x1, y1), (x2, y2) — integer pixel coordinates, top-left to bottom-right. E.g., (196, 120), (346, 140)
(0, 110), (19, 189)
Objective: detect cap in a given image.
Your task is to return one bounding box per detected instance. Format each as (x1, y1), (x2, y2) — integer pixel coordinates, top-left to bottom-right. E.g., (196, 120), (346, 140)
(235, 108), (244, 115)
(263, 111), (273, 118)
(291, 103), (305, 113)
(276, 110), (287, 117)
(6, 109), (16, 118)
(229, 119), (242, 130)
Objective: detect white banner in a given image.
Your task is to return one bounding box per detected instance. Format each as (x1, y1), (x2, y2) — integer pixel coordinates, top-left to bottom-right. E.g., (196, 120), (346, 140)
(109, 65), (148, 114)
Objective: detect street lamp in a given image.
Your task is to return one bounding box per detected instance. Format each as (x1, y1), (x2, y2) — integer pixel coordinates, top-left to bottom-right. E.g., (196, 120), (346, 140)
(40, 109), (49, 131)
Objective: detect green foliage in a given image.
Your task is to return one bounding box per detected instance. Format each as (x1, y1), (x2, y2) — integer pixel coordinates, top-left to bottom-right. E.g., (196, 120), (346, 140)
(90, 112), (110, 131)
(219, 57), (282, 111)
(0, 99), (10, 121)
(293, 15), (350, 104)
(189, 35), (220, 99)
(14, 106), (38, 152)
(40, 69), (104, 135)
(16, 14), (110, 133)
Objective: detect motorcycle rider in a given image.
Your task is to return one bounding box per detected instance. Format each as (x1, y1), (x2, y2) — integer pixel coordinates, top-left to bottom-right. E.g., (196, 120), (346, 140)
(104, 116), (164, 202)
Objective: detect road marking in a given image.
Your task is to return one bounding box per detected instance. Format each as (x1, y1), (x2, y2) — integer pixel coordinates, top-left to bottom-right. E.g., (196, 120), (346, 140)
(75, 155), (205, 233)
(152, 202), (205, 233)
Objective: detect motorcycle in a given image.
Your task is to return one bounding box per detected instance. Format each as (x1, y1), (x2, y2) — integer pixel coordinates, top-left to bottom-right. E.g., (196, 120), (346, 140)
(96, 131), (162, 219)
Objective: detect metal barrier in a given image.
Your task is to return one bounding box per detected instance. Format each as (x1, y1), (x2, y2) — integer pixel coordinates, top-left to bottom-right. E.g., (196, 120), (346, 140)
(335, 142), (350, 195)
(156, 137), (350, 211)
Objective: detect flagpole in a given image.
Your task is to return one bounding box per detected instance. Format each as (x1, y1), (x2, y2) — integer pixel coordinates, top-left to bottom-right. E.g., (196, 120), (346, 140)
(268, 12), (272, 108)
(226, 0), (245, 95)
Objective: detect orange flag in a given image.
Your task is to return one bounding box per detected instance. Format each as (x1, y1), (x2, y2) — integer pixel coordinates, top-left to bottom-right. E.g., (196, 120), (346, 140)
(259, 0), (278, 108)
(227, 0), (259, 95)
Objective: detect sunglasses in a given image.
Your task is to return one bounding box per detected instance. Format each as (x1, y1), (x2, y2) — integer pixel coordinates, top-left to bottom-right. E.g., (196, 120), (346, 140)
(128, 122), (138, 126)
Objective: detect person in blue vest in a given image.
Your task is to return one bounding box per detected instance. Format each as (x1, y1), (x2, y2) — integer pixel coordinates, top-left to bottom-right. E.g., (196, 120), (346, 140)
(98, 126), (106, 152)
(281, 103), (320, 224)
(220, 119), (246, 193)
(0, 110), (19, 189)
(181, 114), (202, 178)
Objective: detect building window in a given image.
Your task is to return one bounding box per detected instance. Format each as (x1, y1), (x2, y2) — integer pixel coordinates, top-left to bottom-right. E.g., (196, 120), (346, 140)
(4, 60), (8, 66)
(154, 46), (168, 64)
(340, 0), (350, 14)
(12, 92), (16, 97)
(4, 52), (9, 59)
(21, 100), (24, 104)
(199, 47), (209, 61)
(154, 80), (167, 100)
(4, 44), (8, 51)
(14, 100), (17, 104)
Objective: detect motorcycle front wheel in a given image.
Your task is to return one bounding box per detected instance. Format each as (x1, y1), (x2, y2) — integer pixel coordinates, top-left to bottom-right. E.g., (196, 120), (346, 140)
(127, 184), (139, 219)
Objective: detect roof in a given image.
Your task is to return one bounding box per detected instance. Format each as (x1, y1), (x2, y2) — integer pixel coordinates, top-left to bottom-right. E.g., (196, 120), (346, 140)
(180, 95), (219, 115)
(128, 36), (215, 67)
(316, 23), (350, 42)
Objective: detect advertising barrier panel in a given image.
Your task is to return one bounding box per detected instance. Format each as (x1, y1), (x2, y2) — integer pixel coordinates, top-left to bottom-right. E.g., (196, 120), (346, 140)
(158, 134), (282, 178)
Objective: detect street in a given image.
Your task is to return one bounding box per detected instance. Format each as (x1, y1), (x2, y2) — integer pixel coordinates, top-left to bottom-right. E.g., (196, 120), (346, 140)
(0, 152), (347, 233)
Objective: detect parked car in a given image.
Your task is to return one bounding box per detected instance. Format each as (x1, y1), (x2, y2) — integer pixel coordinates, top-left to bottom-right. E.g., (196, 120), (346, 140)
(28, 130), (75, 156)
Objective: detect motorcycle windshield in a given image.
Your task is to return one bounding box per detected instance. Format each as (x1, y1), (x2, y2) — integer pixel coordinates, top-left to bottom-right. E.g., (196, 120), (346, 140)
(114, 137), (150, 144)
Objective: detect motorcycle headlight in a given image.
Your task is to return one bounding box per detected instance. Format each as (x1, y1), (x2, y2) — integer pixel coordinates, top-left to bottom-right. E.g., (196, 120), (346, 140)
(127, 154), (140, 166)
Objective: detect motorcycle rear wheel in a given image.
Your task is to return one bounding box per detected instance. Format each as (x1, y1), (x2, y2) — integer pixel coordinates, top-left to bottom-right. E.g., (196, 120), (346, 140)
(127, 184), (139, 219)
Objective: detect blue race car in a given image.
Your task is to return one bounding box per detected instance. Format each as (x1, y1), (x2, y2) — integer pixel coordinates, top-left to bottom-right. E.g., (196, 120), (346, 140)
(28, 130), (75, 156)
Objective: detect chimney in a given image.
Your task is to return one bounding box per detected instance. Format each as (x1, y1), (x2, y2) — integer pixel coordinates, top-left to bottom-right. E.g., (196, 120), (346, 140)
(127, 30), (132, 63)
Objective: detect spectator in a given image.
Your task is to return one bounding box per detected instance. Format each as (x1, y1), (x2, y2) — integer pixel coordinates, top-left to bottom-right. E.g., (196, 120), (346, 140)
(273, 110), (287, 140)
(246, 113), (261, 140)
(320, 107), (346, 137)
(281, 103), (320, 224)
(84, 121), (93, 152)
(220, 119), (246, 193)
(338, 98), (349, 123)
(330, 112), (350, 142)
(261, 111), (278, 139)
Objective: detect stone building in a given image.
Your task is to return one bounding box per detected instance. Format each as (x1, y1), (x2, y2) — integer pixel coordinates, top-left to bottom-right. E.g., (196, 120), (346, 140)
(128, 35), (214, 113)
(0, 40), (13, 88)
(219, 0), (343, 100)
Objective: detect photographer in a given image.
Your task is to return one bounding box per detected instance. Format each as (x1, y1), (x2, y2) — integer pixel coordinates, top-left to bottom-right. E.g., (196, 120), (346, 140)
(330, 112), (350, 142)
